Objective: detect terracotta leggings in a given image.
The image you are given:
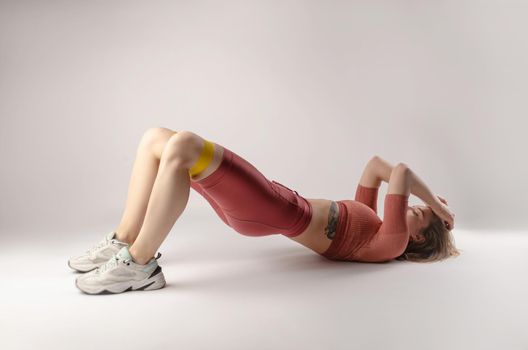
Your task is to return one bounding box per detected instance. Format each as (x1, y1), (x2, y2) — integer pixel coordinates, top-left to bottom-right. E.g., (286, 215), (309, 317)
(189, 143), (312, 238)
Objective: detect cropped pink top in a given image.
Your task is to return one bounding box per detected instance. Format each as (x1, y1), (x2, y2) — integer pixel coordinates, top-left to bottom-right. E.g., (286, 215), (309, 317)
(321, 184), (410, 262)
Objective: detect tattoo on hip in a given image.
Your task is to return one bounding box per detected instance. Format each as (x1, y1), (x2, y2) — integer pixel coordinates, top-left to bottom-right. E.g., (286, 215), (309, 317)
(324, 201), (339, 240)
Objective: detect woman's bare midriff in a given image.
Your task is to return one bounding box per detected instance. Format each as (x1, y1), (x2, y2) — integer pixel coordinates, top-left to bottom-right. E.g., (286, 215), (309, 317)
(287, 198), (336, 255)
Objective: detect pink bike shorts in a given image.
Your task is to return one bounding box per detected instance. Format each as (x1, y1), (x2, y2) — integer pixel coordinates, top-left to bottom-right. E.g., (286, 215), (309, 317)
(189, 144), (313, 238)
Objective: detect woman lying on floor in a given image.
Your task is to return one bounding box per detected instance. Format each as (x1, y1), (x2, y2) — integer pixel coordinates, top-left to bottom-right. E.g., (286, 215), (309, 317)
(69, 127), (459, 294)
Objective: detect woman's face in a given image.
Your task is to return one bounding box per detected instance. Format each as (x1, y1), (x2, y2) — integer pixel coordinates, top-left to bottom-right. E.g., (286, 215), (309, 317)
(406, 205), (434, 243)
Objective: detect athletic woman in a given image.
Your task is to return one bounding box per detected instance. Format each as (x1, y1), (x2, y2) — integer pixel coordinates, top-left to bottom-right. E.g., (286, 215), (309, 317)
(69, 127), (459, 294)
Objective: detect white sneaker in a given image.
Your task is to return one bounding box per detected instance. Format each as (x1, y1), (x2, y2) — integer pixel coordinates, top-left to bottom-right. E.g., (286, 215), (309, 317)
(75, 246), (166, 295)
(68, 231), (129, 272)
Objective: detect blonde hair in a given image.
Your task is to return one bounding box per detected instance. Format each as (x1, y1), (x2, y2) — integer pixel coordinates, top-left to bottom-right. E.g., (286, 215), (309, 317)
(395, 213), (461, 263)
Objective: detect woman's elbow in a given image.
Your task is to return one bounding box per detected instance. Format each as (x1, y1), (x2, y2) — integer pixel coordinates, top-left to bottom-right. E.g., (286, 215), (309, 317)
(370, 155), (388, 166)
(387, 163), (412, 195)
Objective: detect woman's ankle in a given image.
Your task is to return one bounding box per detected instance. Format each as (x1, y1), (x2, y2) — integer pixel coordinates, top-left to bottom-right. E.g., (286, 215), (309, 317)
(128, 245), (152, 265)
(114, 228), (137, 245)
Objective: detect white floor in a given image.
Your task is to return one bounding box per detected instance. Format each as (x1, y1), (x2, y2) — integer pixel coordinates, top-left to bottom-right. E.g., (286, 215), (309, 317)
(1, 210), (527, 350)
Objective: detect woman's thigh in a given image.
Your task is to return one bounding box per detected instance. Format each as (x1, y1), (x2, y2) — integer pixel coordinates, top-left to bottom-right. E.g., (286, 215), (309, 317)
(190, 180), (230, 227)
(190, 143), (311, 237)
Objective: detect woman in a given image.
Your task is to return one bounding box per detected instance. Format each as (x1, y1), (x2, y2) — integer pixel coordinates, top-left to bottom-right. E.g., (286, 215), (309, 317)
(69, 127), (459, 294)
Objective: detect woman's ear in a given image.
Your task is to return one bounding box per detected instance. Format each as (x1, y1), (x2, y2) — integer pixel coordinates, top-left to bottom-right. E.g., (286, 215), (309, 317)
(414, 232), (426, 244)
(410, 230), (425, 243)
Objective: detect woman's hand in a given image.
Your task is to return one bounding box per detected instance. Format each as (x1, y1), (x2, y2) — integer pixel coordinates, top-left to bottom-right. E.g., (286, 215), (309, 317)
(432, 199), (455, 230)
(437, 195), (448, 205)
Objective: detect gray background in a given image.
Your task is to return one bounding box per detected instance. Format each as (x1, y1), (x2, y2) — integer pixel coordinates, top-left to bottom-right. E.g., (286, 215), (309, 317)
(1, 1), (527, 350)
(1, 0), (527, 233)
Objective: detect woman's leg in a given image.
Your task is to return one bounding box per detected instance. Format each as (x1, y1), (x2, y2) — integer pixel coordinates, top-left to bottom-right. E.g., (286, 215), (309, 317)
(113, 127), (177, 244)
(127, 130), (224, 264)
(190, 146), (313, 238)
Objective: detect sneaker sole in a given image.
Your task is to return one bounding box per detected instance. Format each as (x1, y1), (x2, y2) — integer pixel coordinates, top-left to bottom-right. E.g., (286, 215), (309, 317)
(75, 271), (166, 295)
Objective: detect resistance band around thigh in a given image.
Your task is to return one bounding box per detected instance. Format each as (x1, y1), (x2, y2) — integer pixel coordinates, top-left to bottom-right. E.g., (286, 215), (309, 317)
(188, 139), (215, 177)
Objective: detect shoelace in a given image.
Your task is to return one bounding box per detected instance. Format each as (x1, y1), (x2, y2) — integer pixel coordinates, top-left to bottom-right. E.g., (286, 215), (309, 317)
(96, 252), (162, 274)
(86, 236), (113, 256)
(97, 254), (132, 274)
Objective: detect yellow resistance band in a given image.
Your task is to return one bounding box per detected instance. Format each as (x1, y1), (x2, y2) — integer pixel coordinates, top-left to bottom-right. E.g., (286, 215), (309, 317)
(188, 139), (215, 177)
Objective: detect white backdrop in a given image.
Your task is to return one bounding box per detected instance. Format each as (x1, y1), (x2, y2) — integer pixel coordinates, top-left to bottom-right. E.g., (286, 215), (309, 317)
(1, 0), (527, 235)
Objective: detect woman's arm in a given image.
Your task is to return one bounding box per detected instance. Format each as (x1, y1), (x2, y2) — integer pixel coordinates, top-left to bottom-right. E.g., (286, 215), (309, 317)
(360, 156), (439, 209)
(355, 165), (410, 262)
(387, 162), (438, 206)
(358, 156), (393, 188)
(386, 162), (455, 230)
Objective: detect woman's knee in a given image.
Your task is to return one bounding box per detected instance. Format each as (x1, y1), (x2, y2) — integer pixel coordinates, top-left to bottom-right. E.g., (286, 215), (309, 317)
(161, 130), (203, 167)
(139, 127), (177, 159)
